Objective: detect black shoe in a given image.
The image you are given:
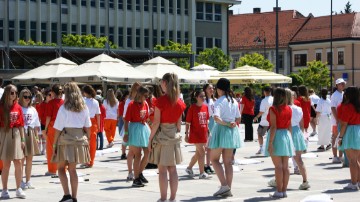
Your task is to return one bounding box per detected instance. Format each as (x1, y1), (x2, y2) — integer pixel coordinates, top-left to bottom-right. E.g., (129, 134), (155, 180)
(132, 178), (145, 187)
(120, 154), (127, 160)
(204, 166), (211, 174)
(145, 163), (157, 169)
(139, 173), (148, 183)
(72, 198), (77, 202)
(59, 194), (72, 202)
(326, 144), (332, 150)
(209, 166), (215, 173)
(317, 146), (325, 150)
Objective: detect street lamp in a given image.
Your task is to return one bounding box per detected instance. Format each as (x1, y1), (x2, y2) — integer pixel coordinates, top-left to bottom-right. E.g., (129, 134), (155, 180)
(253, 30), (266, 58)
(330, 0), (333, 90)
(275, 0), (279, 73)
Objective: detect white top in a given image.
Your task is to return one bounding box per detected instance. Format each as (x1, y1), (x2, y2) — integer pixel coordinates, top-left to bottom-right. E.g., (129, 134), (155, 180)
(310, 94), (320, 106)
(103, 99), (119, 120)
(291, 104), (303, 127)
(84, 97), (100, 118)
(204, 98), (215, 117)
(259, 96), (274, 126)
(330, 90), (344, 125)
(316, 98), (332, 115)
(214, 95), (241, 122)
(123, 98), (132, 118)
(54, 105), (91, 131)
(22, 106), (41, 129)
(0, 87), (3, 99)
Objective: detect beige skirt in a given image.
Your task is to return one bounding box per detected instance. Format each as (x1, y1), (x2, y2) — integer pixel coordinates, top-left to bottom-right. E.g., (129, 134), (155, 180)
(0, 127), (24, 161)
(51, 128), (90, 164)
(24, 127), (40, 156)
(148, 124), (183, 166)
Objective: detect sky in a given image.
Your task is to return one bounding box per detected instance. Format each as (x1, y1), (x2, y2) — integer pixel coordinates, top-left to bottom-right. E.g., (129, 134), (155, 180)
(230, 0), (360, 17)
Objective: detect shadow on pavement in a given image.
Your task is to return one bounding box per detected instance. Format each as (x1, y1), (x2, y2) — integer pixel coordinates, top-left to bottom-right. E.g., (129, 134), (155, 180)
(315, 163), (336, 166)
(100, 186), (135, 191)
(334, 179), (350, 184)
(322, 188), (358, 194)
(322, 166), (343, 170)
(243, 196), (278, 201)
(245, 156), (268, 159)
(99, 179), (128, 183)
(262, 174), (275, 178)
(258, 168), (275, 172)
(180, 196), (223, 201)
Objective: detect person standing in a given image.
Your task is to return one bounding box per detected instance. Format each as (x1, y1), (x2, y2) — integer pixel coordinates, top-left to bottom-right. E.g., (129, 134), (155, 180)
(337, 86), (360, 190)
(148, 73), (186, 202)
(297, 86), (311, 133)
(240, 87), (255, 142)
(103, 89), (119, 148)
(203, 84), (215, 174)
(118, 90), (129, 158)
(52, 82), (91, 202)
(34, 91), (48, 155)
(95, 96), (105, 150)
(331, 78), (346, 163)
(316, 89), (332, 151)
(44, 84), (64, 176)
(309, 89), (320, 137)
(208, 78), (242, 197)
(0, 85), (26, 199)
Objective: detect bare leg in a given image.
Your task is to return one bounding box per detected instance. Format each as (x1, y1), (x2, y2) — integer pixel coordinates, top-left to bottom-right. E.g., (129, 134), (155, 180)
(1, 161), (11, 190)
(57, 162), (70, 196)
(294, 151), (307, 182)
(158, 165), (168, 201)
(356, 150), (360, 183)
(68, 163), (78, 199)
(127, 149), (134, 174)
(223, 149), (234, 188)
(25, 155), (33, 182)
(206, 148), (211, 166)
(271, 156), (283, 192)
(346, 150), (358, 184)
(187, 150), (198, 170)
(131, 146), (141, 178)
(13, 160), (22, 189)
(281, 157), (290, 192)
(211, 148), (227, 186)
(168, 166), (178, 201)
(140, 148), (149, 173)
(121, 145), (126, 155)
(258, 135), (264, 147)
(196, 144), (206, 174)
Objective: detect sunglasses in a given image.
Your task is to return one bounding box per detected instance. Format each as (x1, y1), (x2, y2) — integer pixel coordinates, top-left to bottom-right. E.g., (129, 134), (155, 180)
(10, 91), (17, 95)
(23, 95), (31, 100)
(47, 94), (52, 97)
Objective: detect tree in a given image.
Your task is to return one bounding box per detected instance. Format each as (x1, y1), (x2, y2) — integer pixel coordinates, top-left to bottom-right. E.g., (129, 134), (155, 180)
(298, 60), (330, 91)
(154, 40), (193, 69)
(236, 53), (273, 72)
(197, 47), (232, 71)
(289, 73), (304, 87)
(341, 1), (354, 14)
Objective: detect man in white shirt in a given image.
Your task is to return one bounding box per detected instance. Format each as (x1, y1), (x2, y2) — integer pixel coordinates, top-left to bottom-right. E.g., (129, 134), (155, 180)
(309, 89), (320, 137)
(330, 78), (346, 164)
(0, 77), (4, 99)
(253, 86), (273, 155)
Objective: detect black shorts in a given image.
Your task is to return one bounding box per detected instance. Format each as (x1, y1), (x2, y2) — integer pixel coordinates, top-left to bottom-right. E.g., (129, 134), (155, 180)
(311, 104), (317, 118)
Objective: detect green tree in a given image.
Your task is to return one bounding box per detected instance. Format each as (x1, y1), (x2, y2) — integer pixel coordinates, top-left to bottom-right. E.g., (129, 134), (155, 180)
(298, 60), (330, 91)
(341, 1), (353, 14)
(197, 47), (231, 71)
(236, 53), (273, 72)
(289, 73), (304, 87)
(154, 40), (193, 69)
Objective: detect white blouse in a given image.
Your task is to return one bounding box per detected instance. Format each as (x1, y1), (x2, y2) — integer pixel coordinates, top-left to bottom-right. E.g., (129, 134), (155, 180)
(22, 106), (41, 129)
(316, 98), (332, 115)
(204, 98), (215, 117)
(122, 98), (132, 118)
(84, 97), (101, 118)
(259, 96), (273, 127)
(103, 99), (119, 120)
(291, 105), (303, 127)
(214, 95), (241, 123)
(54, 105), (91, 131)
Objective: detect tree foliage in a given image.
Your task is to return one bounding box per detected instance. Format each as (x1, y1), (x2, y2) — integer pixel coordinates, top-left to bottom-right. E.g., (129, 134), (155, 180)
(289, 73), (304, 87)
(298, 60), (330, 91)
(197, 47), (232, 71)
(18, 39), (56, 47)
(341, 1), (354, 14)
(154, 40), (193, 69)
(236, 53), (274, 72)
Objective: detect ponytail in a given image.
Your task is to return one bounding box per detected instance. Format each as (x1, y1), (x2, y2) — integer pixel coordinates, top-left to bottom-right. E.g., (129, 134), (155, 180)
(162, 73), (180, 104)
(190, 90), (202, 104)
(225, 91), (234, 104)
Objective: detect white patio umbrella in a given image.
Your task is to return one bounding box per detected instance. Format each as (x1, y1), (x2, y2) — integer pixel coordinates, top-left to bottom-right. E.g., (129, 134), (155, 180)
(190, 64), (220, 80)
(54, 54), (152, 83)
(135, 56), (204, 84)
(12, 57), (78, 84)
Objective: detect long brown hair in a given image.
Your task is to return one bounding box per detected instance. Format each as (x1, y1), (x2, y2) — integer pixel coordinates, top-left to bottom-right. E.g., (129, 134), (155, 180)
(106, 89), (117, 107)
(162, 73), (180, 104)
(129, 82), (141, 99)
(134, 86), (150, 103)
(82, 85), (96, 98)
(63, 82), (86, 112)
(298, 85), (310, 102)
(19, 88), (33, 107)
(0, 84), (18, 131)
(272, 88), (287, 112)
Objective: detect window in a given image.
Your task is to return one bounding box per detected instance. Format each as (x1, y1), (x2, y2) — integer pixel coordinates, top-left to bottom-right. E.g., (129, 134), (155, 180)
(0, 20), (3, 42)
(215, 38), (221, 48)
(30, 21), (36, 41)
(61, 7), (68, 14)
(41, 22), (47, 42)
(161, 0), (165, 13)
(196, 2), (204, 20)
(206, 38), (213, 48)
(177, 31), (181, 43)
(136, 28), (140, 48)
(196, 37), (204, 54)
(61, 0), (67, 5)
(184, 0), (188, 15)
(19, 21), (26, 40)
(61, 23), (67, 36)
(91, 25), (96, 36)
(214, 4), (221, 21)
(177, 0), (181, 14)
(153, 29), (157, 46)
(71, 24), (77, 35)
(8, 21), (15, 42)
(144, 0), (149, 11)
(90, 0), (96, 7)
(100, 26), (105, 37)
(109, 27), (114, 42)
(127, 0), (132, 10)
(41, 0), (47, 3)
(81, 25), (87, 35)
(153, 0), (157, 12)
(81, 0), (86, 7)
(51, 22), (57, 43)
(185, 31), (188, 44)
(118, 27), (123, 47)
(338, 51), (344, 65)
(295, 54), (307, 66)
(136, 0), (140, 11)
(279, 54), (284, 69)
(109, 0), (114, 8)
(205, 3), (213, 21)
(169, 0), (173, 14)
(127, 28), (132, 48)
(144, 29), (149, 48)
(169, 30), (173, 41)
(31, 0), (37, 2)
(51, 0), (57, 4)
(327, 52), (333, 65)
(316, 53), (321, 61)
(100, 0), (105, 8)
(118, 0), (123, 9)
(71, 0), (76, 5)
(161, 30), (165, 45)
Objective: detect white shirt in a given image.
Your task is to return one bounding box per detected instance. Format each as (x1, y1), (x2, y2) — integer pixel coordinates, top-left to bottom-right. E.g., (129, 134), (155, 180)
(103, 99), (119, 120)
(214, 95), (241, 122)
(123, 98), (132, 118)
(0, 87), (3, 99)
(84, 97), (100, 118)
(291, 104), (303, 127)
(316, 98), (332, 115)
(259, 96), (274, 126)
(330, 90), (344, 125)
(22, 106), (41, 129)
(204, 98), (215, 117)
(54, 105), (91, 131)
(310, 94), (320, 106)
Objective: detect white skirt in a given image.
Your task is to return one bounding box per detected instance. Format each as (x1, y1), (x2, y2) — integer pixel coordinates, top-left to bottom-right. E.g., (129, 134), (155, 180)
(318, 114), (332, 145)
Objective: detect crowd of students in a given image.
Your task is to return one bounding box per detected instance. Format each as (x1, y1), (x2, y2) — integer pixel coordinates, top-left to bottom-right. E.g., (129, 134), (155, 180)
(0, 75), (359, 201)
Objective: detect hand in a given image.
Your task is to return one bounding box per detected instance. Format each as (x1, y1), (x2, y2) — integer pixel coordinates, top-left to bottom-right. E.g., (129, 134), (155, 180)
(21, 142), (25, 150)
(338, 139), (342, 146)
(148, 141), (152, 152)
(229, 122), (237, 128)
(123, 134), (128, 142)
(253, 117), (258, 123)
(268, 144), (273, 155)
(185, 135), (189, 143)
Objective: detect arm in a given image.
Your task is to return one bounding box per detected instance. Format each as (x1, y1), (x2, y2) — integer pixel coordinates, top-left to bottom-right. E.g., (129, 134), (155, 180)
(53, 129), (61, 154)
(331, 107), (338, 124)
(214, 115), (236, 128)
(20, 127), (25, 149)
(177, 117), (181, 133)
(299, 118), (305, 133)
(148, 107), (161, 147)
(123, 120), (129, 142)
(44, 116), (51, 137)
(316, 112), (321, 125)
(267, 110), (277, 155)
(84, 127), (90, 139)
(253, 111), (264, 122)
(185, 123), (190, 143)
(337, 120), (348, 146)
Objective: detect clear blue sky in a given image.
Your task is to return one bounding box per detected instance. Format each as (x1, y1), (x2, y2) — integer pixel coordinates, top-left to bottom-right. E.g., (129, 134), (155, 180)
(230, 0), (360, 16)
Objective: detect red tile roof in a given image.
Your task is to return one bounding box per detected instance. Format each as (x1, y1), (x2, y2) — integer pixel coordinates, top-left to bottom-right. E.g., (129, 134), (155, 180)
(291, 13), (360, 43)
(229, 10), (309, 51)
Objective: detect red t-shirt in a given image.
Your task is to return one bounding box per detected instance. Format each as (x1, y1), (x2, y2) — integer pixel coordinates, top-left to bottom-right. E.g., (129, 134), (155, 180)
(125, 101), (149, 124)
(155, 95), (186, 123)
(0, 102), (24, 128)
(99, 104), (106, 132)
(118, 101), (125, 117)
(241, 96), (255, 115)
(294, 99), (301, 107)
(267, 105), (292, 129)
(186, 104), (209, 143)
(45, 98), (64, 122)
(147, 97), (157, 116)
(35, 102), (48, 125)
(298, 97), (311, 120)
(338, 103), (360, 125)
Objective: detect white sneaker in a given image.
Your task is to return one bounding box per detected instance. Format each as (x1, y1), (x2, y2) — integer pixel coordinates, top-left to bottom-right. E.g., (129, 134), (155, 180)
(299, 181), (310, 190)
(1, 190), (10, 199)
(185, 168), (194, 178)
(344, 183), (359, 190)
(21, 181), (27, 190)
(332, 157), (342, 164)
(256, 148), (263, 155)
(269, 191), (283, 198)
(199, 172), (212, 179)
(26, 181), (35, 189)
(16, 188), (26, 199)
(107, 142), (114, 148)
(126, 172), (134, 181)
(213, 185), (231, 196)
(268, 179), (276, 187)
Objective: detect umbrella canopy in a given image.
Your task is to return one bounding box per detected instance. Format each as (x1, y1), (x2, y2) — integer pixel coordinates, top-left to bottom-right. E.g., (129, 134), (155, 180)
(135, 56), (204, 84)
(190, 64), (220, 80)
(191, 64), (218, 71)
(209, 65), (292, 84)
(13, 57), (78, 83)
(54, 54), (151, 83)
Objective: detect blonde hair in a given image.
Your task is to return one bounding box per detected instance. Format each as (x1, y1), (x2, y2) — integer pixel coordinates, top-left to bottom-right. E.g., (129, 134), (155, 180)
(63, 82), (86, 112)
(285, 88), (294, 105)
(19, 88), (32, 107)
(35, 92), (44, 105)
(106, 89), (117, 107)
(0, 84), (18, 131)
(162, 73), (180, 104)
(129, 82), (141, 99)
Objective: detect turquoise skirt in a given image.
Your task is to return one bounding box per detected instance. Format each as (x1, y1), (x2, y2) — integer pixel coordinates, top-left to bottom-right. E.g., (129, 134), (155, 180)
(208, 123), (243, 149)
(292, 126), (307, 151)
(338, 125), (360, 151)
(208, 117), (215, 132)
(128, 122), (150, 147)
(265, 129), (295, 157)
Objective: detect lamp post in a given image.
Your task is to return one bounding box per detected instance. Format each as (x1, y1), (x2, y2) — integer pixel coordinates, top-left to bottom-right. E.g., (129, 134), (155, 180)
(330, 0), (333, 90)
(275, 0), (279, 73)
(254, 30), (266, 58)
